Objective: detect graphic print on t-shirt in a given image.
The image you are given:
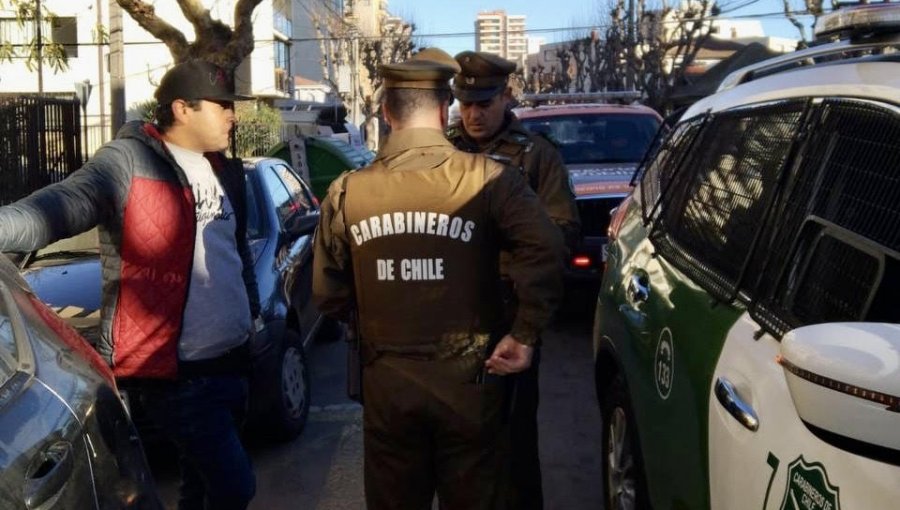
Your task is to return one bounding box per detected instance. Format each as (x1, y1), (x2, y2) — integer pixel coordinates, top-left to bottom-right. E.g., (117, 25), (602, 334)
(193, 182), (235, 224)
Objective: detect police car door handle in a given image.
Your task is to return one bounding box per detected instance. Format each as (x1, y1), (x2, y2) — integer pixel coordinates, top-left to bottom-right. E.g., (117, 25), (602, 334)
(627, 274), (650, 303)
(715, 377), (759, 432)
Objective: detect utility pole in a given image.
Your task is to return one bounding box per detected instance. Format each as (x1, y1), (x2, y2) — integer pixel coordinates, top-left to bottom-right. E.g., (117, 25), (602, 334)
(96, 0), (106, 143)
(36, 0), (44, 94)
(350, 29), (361, 128)
(109, 0), (125, 137)
(626, 0), (635, 90)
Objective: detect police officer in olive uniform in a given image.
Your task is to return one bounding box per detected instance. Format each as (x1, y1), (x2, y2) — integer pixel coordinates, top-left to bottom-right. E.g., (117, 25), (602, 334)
(313, 49), (564, 510)
(448, 51), (580, 510)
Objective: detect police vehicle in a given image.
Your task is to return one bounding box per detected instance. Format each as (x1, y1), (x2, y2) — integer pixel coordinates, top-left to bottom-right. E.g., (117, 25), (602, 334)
(516, 95), (661, 279)
(594, 4), (900, 509)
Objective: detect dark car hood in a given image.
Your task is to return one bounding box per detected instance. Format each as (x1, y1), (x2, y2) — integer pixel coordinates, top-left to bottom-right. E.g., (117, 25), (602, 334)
(22, 258), (102, 312)
(22, 258), (104, 343)
(567, 162), (638, 197)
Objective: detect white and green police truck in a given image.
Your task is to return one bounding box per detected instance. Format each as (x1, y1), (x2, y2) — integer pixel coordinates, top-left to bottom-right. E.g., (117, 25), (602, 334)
(594, 4), (900, 509)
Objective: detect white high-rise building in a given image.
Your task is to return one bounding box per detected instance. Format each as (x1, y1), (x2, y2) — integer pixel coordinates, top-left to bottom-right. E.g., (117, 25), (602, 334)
(475, 10), (528, 67)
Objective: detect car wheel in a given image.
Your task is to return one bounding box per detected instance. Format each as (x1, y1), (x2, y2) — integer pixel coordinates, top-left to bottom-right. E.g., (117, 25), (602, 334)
(268, 328), (311, 441)
(601, 374), (650, 510)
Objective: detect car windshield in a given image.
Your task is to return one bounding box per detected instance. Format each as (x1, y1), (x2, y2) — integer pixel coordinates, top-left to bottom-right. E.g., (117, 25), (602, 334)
(521, 113), (659, 165)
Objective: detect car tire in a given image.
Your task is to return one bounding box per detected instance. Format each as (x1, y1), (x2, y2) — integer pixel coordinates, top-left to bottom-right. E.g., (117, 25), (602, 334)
(266, 328), (311, 442)
(601, 374), (651, 510)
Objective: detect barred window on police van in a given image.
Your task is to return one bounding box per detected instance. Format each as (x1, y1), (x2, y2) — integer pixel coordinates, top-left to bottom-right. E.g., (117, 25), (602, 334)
(651, 101), (807, 302)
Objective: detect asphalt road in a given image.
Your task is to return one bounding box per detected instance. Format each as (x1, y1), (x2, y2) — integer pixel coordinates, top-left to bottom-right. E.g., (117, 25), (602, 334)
(151, 283), (604, 509)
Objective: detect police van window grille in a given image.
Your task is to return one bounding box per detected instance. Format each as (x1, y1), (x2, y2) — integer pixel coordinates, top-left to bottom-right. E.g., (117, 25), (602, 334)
(651, 104), (804, 301)
(749, 99), (900, 337)
(640, 116), (705, 224)
(789, 233), (880, 325)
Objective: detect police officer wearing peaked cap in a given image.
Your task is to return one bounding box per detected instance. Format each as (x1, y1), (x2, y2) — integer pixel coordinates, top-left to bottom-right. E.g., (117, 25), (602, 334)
(448, 50), (580, 510)
(313, 48), (565, 510)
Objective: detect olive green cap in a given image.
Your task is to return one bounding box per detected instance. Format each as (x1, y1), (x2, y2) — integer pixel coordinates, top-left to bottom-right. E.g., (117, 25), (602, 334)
(452, 51), (517, 102)
(379, 48), (460, 90)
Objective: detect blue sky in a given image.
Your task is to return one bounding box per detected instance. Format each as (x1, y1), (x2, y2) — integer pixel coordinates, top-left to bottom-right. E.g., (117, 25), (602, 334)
(386, 0), (813, 56)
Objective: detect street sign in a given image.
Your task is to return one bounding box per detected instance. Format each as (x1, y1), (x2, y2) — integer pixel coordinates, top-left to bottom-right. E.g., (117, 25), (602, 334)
(74, 80), (92, 112)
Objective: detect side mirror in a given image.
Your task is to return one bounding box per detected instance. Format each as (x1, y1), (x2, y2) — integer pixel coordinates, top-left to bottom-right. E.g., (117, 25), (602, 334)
(284, 212), (320, 238)
(779, 323), (900, 451)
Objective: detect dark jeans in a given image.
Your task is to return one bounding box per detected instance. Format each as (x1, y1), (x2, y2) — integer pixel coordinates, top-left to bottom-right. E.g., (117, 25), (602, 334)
(508, 346), (543, 510)
(138, 375), (255, 510)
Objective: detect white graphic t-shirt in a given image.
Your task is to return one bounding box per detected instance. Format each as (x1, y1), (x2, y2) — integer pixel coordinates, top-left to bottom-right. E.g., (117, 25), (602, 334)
(166, 142), (252, 361)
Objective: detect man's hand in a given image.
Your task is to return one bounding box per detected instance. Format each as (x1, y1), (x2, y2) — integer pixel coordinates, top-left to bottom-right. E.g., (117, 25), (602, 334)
(485, 334), (533, 375)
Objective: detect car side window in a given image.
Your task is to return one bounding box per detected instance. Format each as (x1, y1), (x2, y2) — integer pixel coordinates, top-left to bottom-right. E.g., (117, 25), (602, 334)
(260, 165), (296, 228)
(639, 116), (706, 223)
(650, 100), (808, 302)
(244, 174), (265, 239)
(274, 164), (314, 214)
(748, 98), (900, 337)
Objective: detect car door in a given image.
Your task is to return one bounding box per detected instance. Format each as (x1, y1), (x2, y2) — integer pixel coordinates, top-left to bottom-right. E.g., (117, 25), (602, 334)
(709, 98), (900, 509)
(0, 277), (97, 509)
(259, 161), (320, 340)
(622, 100), (808, 509)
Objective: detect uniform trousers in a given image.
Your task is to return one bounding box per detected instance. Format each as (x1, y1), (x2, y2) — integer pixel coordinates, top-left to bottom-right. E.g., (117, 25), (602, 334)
(362, 353), (509, 510)
(507, 347), (543, 510)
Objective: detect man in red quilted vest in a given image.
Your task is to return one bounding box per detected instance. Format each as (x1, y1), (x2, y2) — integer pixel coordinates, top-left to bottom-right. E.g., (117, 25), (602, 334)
(0, 60), (260, 510)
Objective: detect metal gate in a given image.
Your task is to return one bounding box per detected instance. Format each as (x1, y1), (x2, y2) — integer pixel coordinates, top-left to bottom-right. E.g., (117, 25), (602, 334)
(0, 96), (83, 205)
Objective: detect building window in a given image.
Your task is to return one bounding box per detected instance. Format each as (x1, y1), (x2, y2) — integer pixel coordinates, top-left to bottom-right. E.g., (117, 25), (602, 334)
(274, 39), (291, 93)
(274, 40), (290, 71)
(52, 16), (77, 58)
(0, 16), (77, 58)
(274, 11), (292, 36)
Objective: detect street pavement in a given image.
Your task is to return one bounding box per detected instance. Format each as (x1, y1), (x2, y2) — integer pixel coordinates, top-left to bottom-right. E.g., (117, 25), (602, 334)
(151, 284), (604, 509)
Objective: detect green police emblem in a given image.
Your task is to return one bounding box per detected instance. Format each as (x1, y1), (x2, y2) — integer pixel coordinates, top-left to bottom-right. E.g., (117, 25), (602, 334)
(780, 456), (840, 510)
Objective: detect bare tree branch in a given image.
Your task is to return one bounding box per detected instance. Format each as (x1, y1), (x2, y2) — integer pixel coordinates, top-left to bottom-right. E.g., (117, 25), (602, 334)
(116, 0), (190, 61)
(115, 0), (262, 69)
(782, 0), (808, 45)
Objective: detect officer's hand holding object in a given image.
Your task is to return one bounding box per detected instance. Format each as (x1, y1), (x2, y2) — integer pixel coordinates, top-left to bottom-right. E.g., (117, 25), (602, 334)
(485, 334), (533, 375)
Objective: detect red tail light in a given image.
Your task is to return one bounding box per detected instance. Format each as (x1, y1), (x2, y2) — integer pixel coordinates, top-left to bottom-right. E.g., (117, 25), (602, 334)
(607, 194), (634, 241)
(572, 255), (592, 268)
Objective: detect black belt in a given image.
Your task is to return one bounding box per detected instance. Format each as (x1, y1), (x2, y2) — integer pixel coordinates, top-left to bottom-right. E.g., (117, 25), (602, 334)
(178, 341), (250, 377)
(362, 342), (438, 363)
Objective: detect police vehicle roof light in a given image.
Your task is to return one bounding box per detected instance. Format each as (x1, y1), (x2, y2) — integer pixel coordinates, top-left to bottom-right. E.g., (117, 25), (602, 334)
(814, 2), (900, 39)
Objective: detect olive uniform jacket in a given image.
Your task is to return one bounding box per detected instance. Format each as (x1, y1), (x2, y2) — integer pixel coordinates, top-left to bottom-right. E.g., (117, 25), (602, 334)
(448, 113), (580, 250)
(313, 128), (564, 355)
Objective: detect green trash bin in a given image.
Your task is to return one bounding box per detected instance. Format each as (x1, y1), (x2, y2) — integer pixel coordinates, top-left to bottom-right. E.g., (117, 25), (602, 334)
(267, 136), (374, 199)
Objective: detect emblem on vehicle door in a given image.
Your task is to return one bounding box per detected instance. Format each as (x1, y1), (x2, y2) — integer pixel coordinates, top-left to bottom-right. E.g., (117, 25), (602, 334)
(655, 328), (674, 399)
(779, 456), (840, 510)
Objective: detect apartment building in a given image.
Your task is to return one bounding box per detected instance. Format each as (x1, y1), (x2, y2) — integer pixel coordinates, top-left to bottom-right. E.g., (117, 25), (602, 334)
(350, 0), (389, 37)
(475, 10), (527, 68)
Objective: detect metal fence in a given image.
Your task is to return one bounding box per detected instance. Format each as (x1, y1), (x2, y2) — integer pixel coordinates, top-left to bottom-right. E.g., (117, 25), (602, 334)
(0, 96), (83, 205)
